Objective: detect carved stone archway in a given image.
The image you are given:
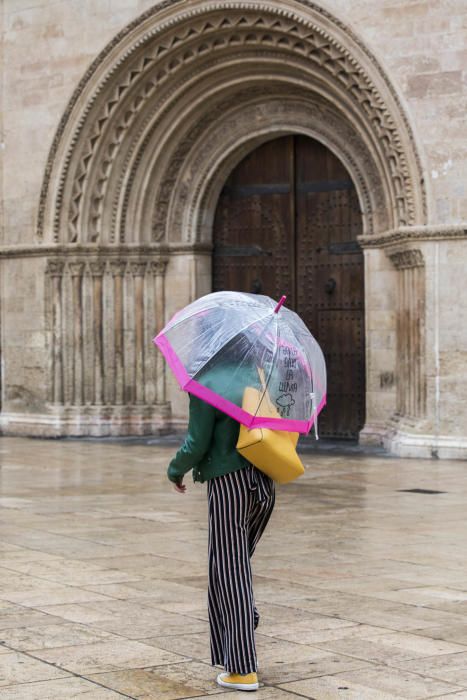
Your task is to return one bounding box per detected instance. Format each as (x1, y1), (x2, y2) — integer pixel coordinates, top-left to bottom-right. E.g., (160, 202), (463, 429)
(39, 1), (426, 246)
(33, 0), (427, 436)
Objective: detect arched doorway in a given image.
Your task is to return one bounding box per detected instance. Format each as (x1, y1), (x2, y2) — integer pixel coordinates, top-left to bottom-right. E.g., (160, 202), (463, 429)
(213, 135), (365, 439)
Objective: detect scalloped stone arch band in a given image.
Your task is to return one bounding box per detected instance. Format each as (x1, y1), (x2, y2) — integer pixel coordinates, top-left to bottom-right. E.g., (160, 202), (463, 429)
(38, 0), (426, 245)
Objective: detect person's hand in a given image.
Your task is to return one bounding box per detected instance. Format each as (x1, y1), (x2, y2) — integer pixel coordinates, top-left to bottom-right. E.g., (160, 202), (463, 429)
(173, 478), (186, 494)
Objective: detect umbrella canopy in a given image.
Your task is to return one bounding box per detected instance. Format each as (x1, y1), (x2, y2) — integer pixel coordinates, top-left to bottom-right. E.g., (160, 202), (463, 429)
(154, 291), (326, 435)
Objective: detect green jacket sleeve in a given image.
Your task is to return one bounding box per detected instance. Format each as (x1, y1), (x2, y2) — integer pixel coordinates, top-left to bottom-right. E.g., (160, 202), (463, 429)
(167, 394), (216, 483)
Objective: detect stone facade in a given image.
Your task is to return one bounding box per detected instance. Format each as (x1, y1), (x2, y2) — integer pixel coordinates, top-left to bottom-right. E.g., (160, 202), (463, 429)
(1, 0), (466, 458)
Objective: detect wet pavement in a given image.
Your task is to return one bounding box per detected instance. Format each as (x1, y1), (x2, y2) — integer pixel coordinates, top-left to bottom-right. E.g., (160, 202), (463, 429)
(1, 436), (467, 698)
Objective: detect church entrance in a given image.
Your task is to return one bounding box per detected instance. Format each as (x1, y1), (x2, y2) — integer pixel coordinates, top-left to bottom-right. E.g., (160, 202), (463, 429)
(212, 135), (365, 439)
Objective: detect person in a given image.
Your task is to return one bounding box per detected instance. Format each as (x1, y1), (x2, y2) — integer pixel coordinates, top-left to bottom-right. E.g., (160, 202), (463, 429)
(167, 377), (275, 692)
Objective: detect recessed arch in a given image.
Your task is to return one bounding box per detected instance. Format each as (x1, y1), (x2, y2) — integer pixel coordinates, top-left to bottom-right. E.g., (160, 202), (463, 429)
(37, 0), (427, 246)
(210, 133), (366, 437)
(164, 92), (387, 244)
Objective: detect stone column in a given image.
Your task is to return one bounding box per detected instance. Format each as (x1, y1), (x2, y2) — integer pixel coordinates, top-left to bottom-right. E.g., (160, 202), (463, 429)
(162, 252), (211, 422)
(150, 259), (168, 404)
(69, 262), (85, 406)
(110, 260), (126, 405)
(130, 262), (147, 405)
(89, 261), (106, 405)
(388, 249), (426, 420)
(46, 259), (65, 404)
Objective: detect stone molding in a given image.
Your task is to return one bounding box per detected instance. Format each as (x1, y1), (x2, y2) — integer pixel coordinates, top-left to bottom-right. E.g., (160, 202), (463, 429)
(164, 92), (387, 242)
(5, 224), (467, 258)
(362, 420), (467, 460)
(44, 259), (65, 277)
(388, 249), (424, 270)
(0, 407), (172, 438)
(358, 224), (467, 248)
(385, 428), (467, 461)
(0, 243), (211, 258)
(37, 0), (426, 246)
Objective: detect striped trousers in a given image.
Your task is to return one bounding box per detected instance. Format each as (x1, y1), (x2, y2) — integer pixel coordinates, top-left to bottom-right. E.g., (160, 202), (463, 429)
(207, 463), (275, 674)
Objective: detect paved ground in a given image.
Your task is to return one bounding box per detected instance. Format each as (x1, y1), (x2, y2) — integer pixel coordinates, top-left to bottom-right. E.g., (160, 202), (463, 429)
(1, 437), (467, 699)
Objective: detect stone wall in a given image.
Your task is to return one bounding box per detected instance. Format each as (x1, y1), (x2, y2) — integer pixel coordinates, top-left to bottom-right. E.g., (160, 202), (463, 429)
(329, 0), (467, 225)
(1, 0), (466, 456)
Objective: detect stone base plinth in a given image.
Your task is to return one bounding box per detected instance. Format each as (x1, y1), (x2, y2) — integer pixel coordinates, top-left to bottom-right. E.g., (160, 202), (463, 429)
(0, 404), (172, 438)
(359, 422), (389, 447)
(384, 429), (467, 460)
(361, 419), (467, 459)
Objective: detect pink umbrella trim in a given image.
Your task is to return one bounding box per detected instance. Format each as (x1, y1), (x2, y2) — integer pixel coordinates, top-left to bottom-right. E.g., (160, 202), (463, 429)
(154, 333), (326, 434)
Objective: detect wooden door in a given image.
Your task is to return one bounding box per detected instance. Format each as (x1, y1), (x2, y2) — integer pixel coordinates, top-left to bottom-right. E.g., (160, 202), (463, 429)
(212, 135), (365, 439)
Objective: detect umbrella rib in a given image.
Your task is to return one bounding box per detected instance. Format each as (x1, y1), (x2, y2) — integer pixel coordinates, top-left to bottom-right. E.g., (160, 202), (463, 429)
(228, 312), (279, 390)
(254, 313), (280, 419)
(165, 294), (270, 334)
(191, 310), (274, 380)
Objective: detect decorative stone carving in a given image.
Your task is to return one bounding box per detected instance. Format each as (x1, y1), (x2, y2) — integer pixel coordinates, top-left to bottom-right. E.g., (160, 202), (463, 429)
(164, 93), (385, 244)
(89, 260), (107, 276)
(37, 0), (426, 247)
(45, 260), (65, 277)
(359, 225), (467, 248)
(130, 261), (148, 277)
(149, 260), (168, 276)
(110, 260), (127, 276)
(44, 255), (168, 413)
(388, 249), (424, 269)
(68, 261), (85, 278)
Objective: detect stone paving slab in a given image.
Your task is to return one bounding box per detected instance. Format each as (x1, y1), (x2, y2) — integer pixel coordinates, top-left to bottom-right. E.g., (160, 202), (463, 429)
(0, 677), (128, 699)
(278, 667), (465, 698)
(1, 437), (467, 699)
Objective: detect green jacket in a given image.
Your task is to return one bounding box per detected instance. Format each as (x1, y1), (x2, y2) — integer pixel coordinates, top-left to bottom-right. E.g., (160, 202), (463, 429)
(167, 395), (248, 484)
(167, 365), (255, 484)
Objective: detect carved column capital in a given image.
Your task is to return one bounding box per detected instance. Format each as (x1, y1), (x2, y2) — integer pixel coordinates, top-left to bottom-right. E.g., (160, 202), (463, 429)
(130, 261), (147, 277)
(389, 249), (424, 269)
(149, 259), (168, 276)
(69, 261), (86, 277)
(89, 260), (107, 277)
(46, 259), (65, 277)
(110, 260), (127, 277)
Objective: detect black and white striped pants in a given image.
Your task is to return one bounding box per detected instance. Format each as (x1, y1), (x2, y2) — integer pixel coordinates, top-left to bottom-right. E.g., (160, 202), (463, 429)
(207, 463), (275, 674)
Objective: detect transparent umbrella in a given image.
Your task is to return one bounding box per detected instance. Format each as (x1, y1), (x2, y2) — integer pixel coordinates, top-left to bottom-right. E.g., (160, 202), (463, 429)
(154, 291), (326, 435)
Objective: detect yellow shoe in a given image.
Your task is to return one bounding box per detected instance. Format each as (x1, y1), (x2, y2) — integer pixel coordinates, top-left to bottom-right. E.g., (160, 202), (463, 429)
(216, 671), (259, 691)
